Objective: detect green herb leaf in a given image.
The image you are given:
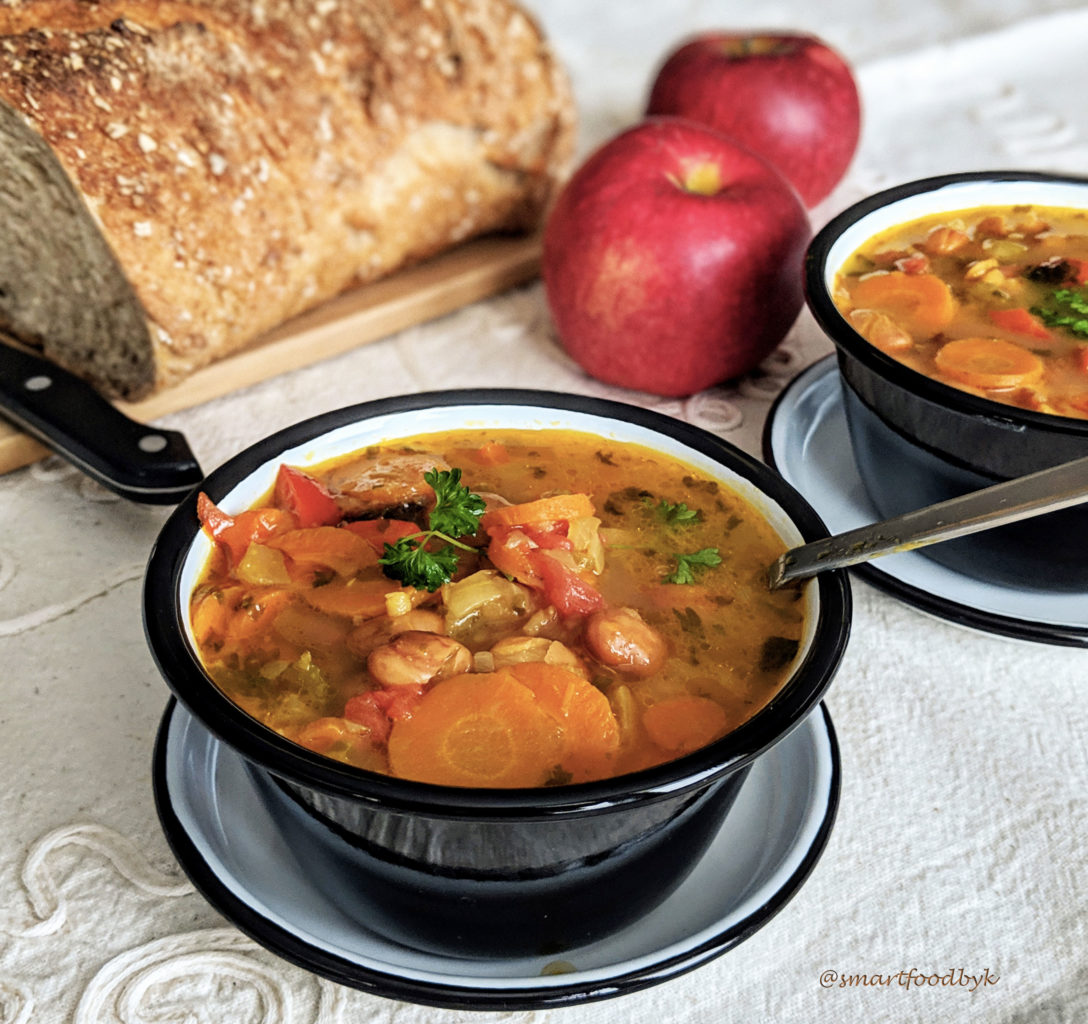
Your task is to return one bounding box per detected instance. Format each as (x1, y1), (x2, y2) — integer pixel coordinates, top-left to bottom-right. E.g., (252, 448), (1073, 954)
(1031, 287), (1088, 339)
(426, 467), (486, 538)
(663, 547), (722, 585)
(379, 536), (461, 591)
(377, 467), (485, 591)
(657, 499), (700, 525)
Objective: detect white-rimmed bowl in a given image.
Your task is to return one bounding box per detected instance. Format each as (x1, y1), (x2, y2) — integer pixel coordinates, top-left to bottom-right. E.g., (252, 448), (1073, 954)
(144, 389), (851, 955)
(806, 171), (1088, 591)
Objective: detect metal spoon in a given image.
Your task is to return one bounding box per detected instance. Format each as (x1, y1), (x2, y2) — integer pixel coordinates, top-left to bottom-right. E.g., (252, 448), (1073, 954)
(768, 453), (1088, 589)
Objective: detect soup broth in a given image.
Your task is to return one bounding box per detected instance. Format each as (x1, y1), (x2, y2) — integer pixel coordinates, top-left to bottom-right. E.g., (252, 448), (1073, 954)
(833, 204), (1088, 419)
(190, 429), (805, 787)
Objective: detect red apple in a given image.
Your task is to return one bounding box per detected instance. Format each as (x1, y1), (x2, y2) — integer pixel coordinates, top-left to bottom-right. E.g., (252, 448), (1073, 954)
(541, 118), (810, 398)
(646, 32), (860, 207)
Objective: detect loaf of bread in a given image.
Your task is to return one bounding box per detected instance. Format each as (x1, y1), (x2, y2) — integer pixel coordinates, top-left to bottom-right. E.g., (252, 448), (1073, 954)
(0, 0), (574, 399)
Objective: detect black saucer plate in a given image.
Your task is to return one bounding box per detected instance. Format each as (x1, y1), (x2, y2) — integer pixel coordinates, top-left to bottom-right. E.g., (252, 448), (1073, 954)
(763, 356), (1088, 648)
(153, 699), (840, 1011)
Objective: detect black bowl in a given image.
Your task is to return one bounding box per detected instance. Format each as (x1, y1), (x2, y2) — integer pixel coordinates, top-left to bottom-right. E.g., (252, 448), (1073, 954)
(806, 171), (1088, 592)
(144, 389), (850, 956)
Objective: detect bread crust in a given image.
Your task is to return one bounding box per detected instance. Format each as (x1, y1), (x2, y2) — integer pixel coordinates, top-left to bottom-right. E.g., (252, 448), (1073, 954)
(0, 0), (575, 398)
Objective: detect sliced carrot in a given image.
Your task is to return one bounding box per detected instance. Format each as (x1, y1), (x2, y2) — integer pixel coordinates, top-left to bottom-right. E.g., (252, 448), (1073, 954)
(987, 307), (1051, 341)
(480, 493), (596, 532)
(387, 672), (563, 788)
(850, 271), (958, 336)
(643, 696), (729, 755)
(506, 662), (620, 782)
(266, 526), (378, 578)
(302, 578), (402, 620)
(934, 337), (1044, 390)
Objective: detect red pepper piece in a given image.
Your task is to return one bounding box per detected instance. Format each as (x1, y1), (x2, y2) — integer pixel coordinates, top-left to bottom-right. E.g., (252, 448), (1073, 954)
(988, 307), (1052, 341)
(274, 464), (341, 528)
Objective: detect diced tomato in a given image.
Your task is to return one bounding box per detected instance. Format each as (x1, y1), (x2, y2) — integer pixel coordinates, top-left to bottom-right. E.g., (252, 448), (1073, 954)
(344, 685), (426, 744)
(274, 464), (341, 528)
(343, 692), (390, 743)
(196, 492), (296, 565)
(342, 517), (421, 553)
(528, 550), (604, 617)
(486, 526), (601, 615)
(988, 307), (1052, 341)
(486, 528), (544, 588)
(519, 524), (572, 551)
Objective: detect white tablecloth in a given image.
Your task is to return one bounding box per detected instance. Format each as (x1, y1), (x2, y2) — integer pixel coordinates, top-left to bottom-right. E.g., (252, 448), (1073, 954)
(2, 3), (1087, 1022)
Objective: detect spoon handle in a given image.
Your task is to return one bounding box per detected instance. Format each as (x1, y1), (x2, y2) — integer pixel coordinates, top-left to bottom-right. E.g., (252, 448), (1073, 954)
(768, 453), (1088, 589)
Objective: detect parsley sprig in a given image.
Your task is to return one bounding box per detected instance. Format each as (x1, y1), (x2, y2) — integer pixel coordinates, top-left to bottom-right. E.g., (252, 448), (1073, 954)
(1030, 288), (1088, 339)
(656, 499), (700, 525)
(663, 547), (722, 585)
(378, 468), (486, 591)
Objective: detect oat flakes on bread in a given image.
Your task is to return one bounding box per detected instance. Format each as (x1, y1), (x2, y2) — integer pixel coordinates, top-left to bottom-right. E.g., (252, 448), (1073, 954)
(0, 0), (575, 399)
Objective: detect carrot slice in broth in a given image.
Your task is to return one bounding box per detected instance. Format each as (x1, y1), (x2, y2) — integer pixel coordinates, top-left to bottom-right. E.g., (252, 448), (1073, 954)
(266, 526), (378, 578)
(850, 271), (958, 336)
(643, 696), (729, 755)
(506, 662), (620, 781)
(387, 672), (563, 788)
(934, 337), (1044, 390)
(480, 493), (596, 532)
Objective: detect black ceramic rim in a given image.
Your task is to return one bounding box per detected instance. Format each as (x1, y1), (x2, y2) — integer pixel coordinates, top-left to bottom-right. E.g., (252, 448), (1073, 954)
(805, 169), (1088, 440)
(761, 356), (1088, 649)
(144, 388), (852, 817)
(152, 697), (841, 1011)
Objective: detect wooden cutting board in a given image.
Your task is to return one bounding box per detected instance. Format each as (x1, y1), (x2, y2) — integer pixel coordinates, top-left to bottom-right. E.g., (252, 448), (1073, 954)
(0, 231), (541, 478)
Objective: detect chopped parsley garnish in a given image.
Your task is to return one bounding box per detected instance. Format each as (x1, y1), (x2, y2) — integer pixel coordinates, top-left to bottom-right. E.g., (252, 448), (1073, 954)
(663, 546), (722, 585)
(378, 468), (485, 591)
(1030, 287), (1088, 339)
(656, 499), (700, 525)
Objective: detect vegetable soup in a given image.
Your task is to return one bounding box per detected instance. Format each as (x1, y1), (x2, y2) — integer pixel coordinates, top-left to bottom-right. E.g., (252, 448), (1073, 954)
(832, 204), (1088, 419)
(190, 429), (806, 787)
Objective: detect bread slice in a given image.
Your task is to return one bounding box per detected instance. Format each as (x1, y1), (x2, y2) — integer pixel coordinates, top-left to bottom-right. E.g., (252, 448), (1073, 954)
(0, 0), (575, 399)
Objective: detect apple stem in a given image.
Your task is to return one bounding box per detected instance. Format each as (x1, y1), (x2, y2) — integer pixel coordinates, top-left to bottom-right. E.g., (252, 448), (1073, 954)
(672, 162), (722, 196)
